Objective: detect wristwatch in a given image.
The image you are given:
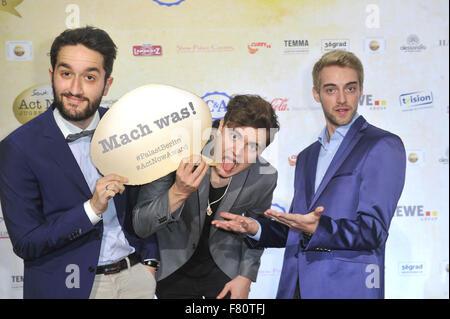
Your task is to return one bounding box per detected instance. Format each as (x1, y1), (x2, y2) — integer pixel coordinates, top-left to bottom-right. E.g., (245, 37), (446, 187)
(302, 232), (313, 239)
(143, 259), (160, 270)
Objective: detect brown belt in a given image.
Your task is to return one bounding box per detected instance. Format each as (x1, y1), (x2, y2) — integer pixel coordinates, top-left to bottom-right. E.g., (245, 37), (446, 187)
(96, 252), (141, 275)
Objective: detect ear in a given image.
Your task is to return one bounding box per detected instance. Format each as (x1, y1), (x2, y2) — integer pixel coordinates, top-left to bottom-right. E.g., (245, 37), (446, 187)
(312, 86), (321, 103)
(102, 77), (114, 96)
(49, 67), (53, 80)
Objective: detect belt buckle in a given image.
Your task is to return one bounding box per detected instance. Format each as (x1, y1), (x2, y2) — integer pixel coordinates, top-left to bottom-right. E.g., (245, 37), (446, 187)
(103, 261), (121, 275)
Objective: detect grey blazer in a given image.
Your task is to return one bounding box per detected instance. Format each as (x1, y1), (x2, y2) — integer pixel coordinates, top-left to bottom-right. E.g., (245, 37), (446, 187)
(132, 157), (277, 282)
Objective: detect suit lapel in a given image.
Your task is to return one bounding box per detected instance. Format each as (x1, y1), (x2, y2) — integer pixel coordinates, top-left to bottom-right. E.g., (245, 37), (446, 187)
(41, 107), (92, 198)
(216, 168), (249, 215)
(197, 168), (212, 227)
(113, 192), (126, 224)
(303, 142), (321, 209)
(310, 116), (368, 208)
(40, 106), (110, 199)
(209, 164), (250, 237)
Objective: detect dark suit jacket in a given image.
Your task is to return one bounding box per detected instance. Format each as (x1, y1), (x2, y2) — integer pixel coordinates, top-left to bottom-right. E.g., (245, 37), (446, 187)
(133, 157), (277, 283)
(249, 116), (406, 299)
(0, 105), (158, 299)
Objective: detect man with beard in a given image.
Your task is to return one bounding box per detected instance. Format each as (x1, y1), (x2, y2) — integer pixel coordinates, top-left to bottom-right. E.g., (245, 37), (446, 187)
(0, 26), (158, 299)
(133, 95), (279, 299)
(212, 50), (406, 299)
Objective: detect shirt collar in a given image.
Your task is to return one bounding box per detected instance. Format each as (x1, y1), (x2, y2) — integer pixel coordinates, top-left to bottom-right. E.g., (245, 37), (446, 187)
(318, 113), (360, 147)
(53, 107), (100, 139)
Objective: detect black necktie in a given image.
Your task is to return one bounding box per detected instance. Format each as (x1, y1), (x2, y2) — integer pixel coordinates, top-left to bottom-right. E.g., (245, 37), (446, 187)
(65, 129), (95, 143)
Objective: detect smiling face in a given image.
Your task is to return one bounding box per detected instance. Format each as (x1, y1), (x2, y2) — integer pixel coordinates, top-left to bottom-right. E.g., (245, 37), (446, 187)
(50, 44), (113, 129)
(213, 121), (267, 179)
(313, 65), (362, 137)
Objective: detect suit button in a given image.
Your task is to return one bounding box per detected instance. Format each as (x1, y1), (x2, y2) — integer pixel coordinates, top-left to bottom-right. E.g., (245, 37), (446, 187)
(192, 243), (196, 250)
(295, 253), (299, 258)
(88, 266), (95, 273)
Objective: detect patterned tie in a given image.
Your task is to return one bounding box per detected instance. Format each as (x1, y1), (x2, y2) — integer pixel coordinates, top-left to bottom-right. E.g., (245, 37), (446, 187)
(65, 129), (95, 143)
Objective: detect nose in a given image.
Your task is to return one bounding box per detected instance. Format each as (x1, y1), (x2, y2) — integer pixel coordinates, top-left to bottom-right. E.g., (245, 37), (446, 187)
(336, 89), (347, 105)
(69, 76), (83, 96)
(234, 138), (249, 164)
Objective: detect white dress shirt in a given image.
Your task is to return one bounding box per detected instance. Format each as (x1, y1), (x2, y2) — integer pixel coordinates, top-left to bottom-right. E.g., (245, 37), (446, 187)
(53, 108), (134, 266)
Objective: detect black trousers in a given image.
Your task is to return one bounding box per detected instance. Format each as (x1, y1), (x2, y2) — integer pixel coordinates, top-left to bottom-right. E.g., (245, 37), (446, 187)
(156, 265), (231, 299)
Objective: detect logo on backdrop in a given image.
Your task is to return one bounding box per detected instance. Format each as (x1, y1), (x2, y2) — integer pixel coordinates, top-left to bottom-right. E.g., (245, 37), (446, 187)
(406, 149), (425, 168)
(288, 154), (297, 166)
(0, 0), (23, 17)
(398, 262), (426, 276)
(271, 98), (290, 112)
(248, 42), (271, 54)
(364, 37), (386, 53)
(201, 91), (230, 120)
(359, 94), (387, 111)
(399, 91), (433, 111)
(152, 0), (185, 6)
(11, 275), (24, 289)
(321, 39), (350, 52)
(400, 34), (427, 53)
(283, 39), (309, 54)
(6, 40), (33, 61)
(0, 216), (9, 239)
(176, 43), (234, 53)
(132, 44), (162, 57)
(395, 205), (438, 221)
(13, 83), (53, 124)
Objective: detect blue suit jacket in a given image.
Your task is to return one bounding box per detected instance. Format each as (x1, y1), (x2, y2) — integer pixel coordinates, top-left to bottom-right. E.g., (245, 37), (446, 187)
(250, 116), (406, 299)
(0, 106), (158, 299)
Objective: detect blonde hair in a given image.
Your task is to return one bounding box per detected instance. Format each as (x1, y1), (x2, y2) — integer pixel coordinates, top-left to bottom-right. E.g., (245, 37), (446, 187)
(312, 50), (364, 91)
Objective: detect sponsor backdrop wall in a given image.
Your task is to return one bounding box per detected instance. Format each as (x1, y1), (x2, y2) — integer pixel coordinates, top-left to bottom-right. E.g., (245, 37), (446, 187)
(0, 0), (448, 299)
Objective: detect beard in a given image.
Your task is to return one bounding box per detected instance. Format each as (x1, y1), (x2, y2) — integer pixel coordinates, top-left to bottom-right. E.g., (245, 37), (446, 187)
(52, 81), (104, 122)
(322, 104), (358, 128)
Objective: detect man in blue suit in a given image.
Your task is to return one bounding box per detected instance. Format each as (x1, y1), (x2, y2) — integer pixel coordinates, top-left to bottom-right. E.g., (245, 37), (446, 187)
(212, 50), (406, 299)
(0, 26), (158, 299)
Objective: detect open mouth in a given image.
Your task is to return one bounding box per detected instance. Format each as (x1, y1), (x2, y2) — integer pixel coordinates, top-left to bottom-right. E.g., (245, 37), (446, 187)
(220, 157), (237, 174)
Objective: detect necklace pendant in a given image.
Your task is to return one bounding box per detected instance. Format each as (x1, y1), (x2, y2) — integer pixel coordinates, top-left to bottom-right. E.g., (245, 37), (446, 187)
(206, 205), (213, 216)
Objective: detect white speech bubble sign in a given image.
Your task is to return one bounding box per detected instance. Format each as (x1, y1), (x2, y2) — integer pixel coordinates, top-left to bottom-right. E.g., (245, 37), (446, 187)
(91, 84), (212, 185)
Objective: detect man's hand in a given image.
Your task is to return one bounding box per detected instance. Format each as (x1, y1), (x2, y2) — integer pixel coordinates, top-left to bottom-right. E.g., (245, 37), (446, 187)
(217, 275), (251, 299)
(264, 206), (324, 233)
(211, 212), (260, 236)
(168, 156), (209, 212)
(142, 264), (157, 278)
(90, 174), (128, 215)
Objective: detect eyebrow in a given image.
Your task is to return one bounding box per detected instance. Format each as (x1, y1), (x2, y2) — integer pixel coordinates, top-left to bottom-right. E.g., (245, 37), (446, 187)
(56, 62), (101, 74)
(322, 81), (358, 88)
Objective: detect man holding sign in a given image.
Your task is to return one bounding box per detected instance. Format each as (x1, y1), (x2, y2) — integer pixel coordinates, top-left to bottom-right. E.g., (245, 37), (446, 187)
(0, 26), (158, 299)
(133, 95), (279, 299)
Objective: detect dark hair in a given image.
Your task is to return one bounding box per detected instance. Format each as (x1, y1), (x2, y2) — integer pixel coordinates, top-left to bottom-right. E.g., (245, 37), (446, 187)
(50, 26), (117, 81)
(223, 94), (280, 145)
